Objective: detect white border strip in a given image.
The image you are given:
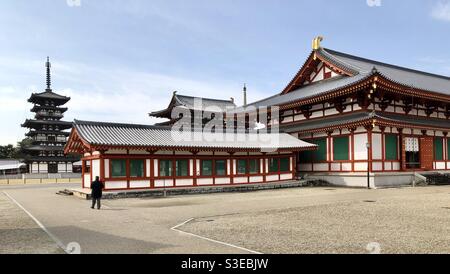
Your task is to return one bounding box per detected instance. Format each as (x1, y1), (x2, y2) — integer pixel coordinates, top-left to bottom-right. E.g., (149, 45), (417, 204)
(171, 218), (263, 254)
(3, 191), (69, 254)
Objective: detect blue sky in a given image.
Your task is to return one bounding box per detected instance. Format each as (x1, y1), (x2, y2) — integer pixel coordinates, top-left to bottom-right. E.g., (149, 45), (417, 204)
(0, 0), (449, 145)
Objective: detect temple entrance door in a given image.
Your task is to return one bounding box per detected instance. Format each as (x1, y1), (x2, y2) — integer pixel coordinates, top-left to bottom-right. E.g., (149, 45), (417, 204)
(48, 163), (58, 174)
(405, 137), (420, 169)
(420, 137), (434, 170)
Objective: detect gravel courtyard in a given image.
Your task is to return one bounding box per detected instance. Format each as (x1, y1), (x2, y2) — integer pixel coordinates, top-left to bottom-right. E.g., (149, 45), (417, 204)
(0, 192), (63, 254)
(1, 184), (450, 254)
(180, 187), (450, 254)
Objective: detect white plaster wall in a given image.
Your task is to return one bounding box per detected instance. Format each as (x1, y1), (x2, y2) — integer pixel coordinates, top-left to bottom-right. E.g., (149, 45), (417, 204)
(58, 164), (67, 173)
(392, 162), (401, 170)
(92, 159), (101, 180)
(266, 175), (279, 182)
(280, 174), (293, 180)
(215, 178), (231, 185)
(32, 163), (39, 173)
(435, 162), (446, 170)
(153, 159), (158, 176)
(197, 178), (213, 185)
(354, 134), (368, 160)
(39, 163), (48, 172)
(146, 159), (151, 177)
(154, 179), (174, 187)
(372, 162), (383, 171)
(313, 163), (328, 171)
(104, 159), (110, 178)
(372, 133), (382, 160)
(105, 181), (127, 189)
(249, 176), (263, 183)
(331, 163), (341, 171)
(234, 177), (248, 184)
(342, 163), (352, 171)
(175, 179), (194, 186)
(130, 180), (151, 188)
(83, 175), (91, 188)
(354, 162), (368, 171)
(384, 162), (392, 171)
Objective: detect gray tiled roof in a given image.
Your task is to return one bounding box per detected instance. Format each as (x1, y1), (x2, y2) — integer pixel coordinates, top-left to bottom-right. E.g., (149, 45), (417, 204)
(29, 90), (70, 102)
(150, 93), (236, 117)
(280, 111), (450, 133)
(246, 48), (449, 109)
(246, 73), (370, 109)
(322, 48), (450, 95)
(73, 120), (316, 151)
(175, 94), (236, 111)
(379, 112), (450, 129)
(280, 112), (373, 133)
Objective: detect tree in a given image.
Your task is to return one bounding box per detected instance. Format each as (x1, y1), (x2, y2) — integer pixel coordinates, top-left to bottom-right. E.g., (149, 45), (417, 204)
(12, 138), (33, 159)
(0, 144), (16, 159)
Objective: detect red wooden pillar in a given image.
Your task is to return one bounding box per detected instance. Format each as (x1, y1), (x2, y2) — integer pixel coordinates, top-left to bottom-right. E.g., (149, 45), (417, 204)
(192, 151), (198, 186)
(367, 127), (373, 172)
(349, 127), (356, 172)
(398, 128), (406, 171)
(327, 131), (333, 171)
(262, 153), (267, 183)
(444, 132), (448, 170)
(379, 126), (386, 172)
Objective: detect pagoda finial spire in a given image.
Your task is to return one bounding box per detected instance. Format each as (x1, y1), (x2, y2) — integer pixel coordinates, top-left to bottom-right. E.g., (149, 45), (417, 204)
(46, 56), (51, 91)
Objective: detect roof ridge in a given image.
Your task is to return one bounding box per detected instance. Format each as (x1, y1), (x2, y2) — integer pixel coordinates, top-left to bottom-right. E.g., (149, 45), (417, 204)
(74, 119), (170, 130)
(176, 94), (236, 104)
(318, 48), (364, 74)
(323, 48), (450, 80)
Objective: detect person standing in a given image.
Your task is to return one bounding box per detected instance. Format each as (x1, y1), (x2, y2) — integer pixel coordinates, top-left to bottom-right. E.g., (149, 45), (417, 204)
(91, 176), (104, 210)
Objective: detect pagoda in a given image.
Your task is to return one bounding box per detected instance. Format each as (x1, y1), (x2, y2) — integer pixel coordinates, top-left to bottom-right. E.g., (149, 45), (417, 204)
(21, 57), (79, 174)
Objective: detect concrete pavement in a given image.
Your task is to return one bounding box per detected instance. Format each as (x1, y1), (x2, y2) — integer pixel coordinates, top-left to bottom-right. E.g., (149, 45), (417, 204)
(1, 184), (450, 253)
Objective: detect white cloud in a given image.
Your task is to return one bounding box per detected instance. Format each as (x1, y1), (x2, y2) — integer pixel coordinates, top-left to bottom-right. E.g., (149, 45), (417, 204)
(431, 1), (450, 22)
(0, 57), (266, 145)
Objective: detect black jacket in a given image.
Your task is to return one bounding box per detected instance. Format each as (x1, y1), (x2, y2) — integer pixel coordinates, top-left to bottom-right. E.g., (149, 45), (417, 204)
(91, 180), (104, 199)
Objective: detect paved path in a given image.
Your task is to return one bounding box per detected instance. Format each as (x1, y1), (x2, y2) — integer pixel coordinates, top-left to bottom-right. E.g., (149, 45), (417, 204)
(2, 185), (450, 254)
(0, 192), (63, 254)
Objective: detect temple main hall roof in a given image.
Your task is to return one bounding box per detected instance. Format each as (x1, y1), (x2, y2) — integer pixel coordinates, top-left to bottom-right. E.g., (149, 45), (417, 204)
(246, 47), (450, 109)
(280, 111), (450, 134)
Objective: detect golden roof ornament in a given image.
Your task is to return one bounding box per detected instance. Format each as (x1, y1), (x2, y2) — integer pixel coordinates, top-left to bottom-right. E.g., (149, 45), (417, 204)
(312, 36), (324, 51)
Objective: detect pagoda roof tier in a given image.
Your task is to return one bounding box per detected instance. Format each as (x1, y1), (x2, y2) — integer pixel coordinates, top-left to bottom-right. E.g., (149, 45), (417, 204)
(24, 145), (65, 152)
(28, 90), (70, 105)
(26, 130), (70, 137)
(21, 119), (73, 130)
(150, 92), (236, 118)
(34, 113), (64, 119)
(280, 111), (450, 134)
(30, 105), (68, 113)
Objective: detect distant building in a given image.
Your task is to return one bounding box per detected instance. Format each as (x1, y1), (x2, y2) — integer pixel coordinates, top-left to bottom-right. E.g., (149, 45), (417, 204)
(0, 160), (27, 175)
(21, 58), (79, 174)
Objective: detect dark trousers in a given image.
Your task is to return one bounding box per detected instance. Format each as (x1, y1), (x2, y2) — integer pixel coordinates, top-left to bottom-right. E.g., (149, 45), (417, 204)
(91, 198), (101, 209)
